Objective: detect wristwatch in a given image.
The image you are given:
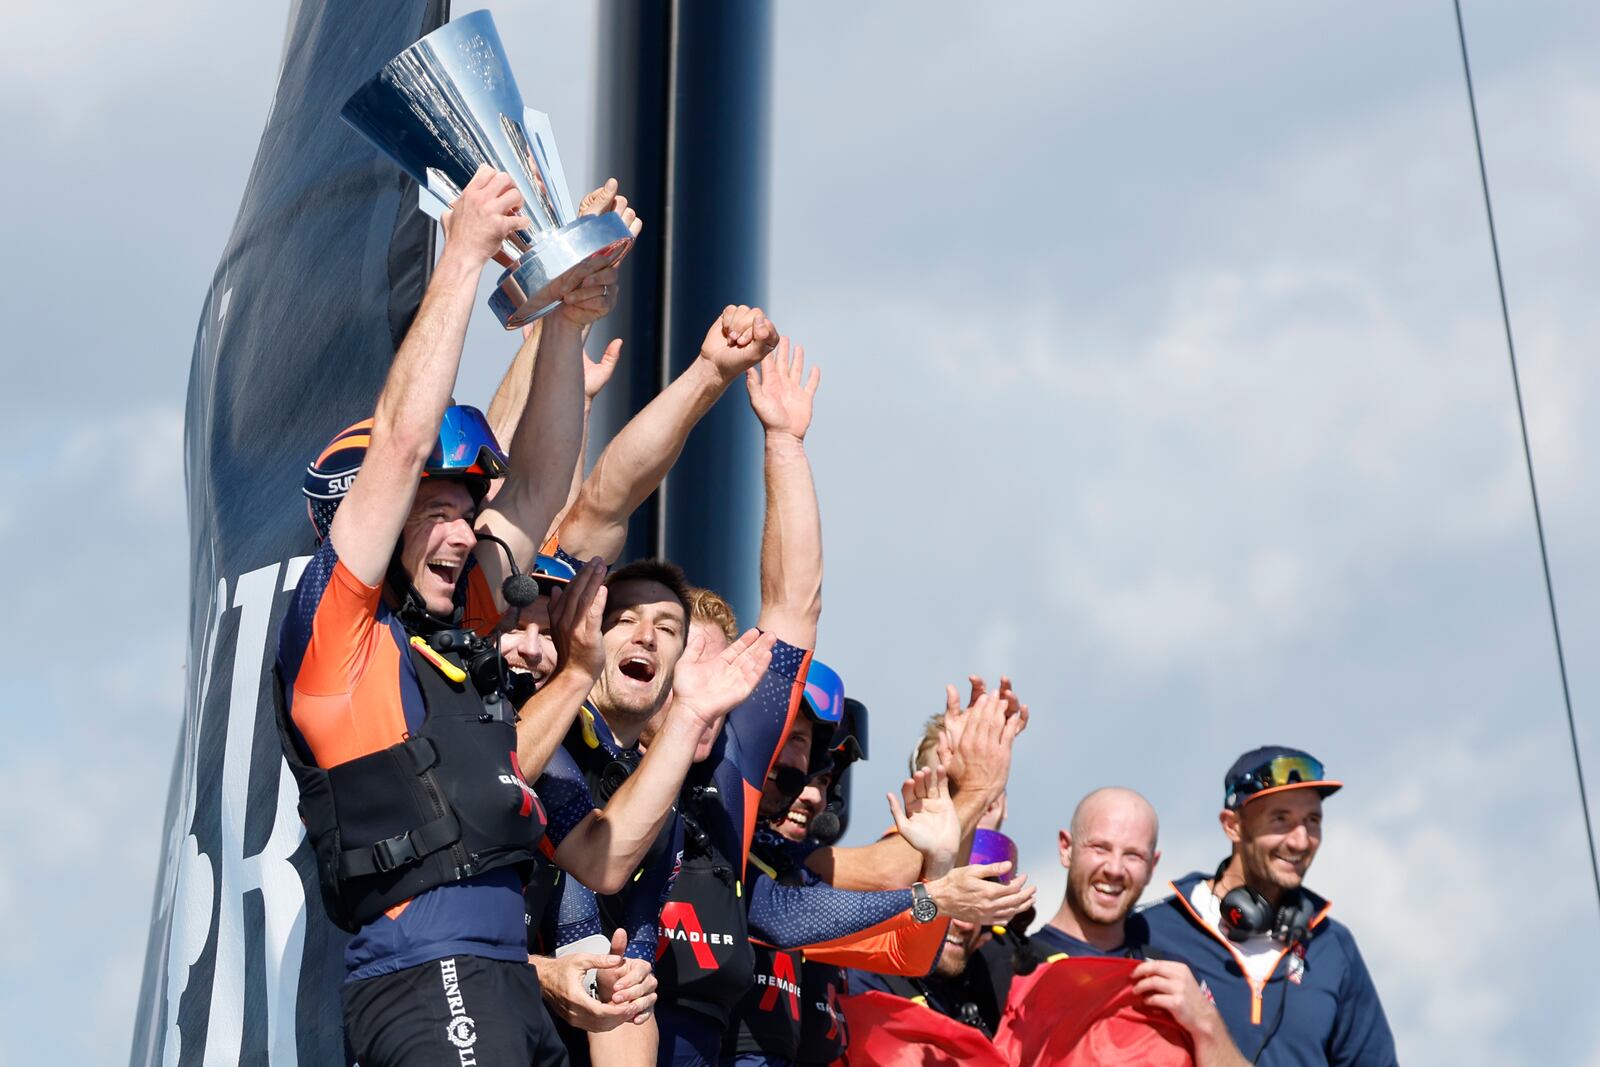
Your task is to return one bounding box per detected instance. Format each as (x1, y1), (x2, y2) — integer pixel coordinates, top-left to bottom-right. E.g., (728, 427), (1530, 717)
(911, 882), (939, 924)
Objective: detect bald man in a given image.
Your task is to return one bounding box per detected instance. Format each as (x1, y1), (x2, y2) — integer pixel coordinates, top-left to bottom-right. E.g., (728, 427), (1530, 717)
(1032, 787), (1159, 958)
(1024, 788), (1249, 1067)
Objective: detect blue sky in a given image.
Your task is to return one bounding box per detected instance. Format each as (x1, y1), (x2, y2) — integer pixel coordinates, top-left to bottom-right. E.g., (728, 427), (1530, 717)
(4, 2), (1600, 1063)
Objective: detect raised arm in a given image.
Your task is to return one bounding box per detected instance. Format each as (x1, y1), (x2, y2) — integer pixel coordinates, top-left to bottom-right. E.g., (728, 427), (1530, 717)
(328, 166), (524, 583)
(747, 337), (823, 648)
(485, 182), (636, 524)
(474, 274), (618, 604)
(556, 305), (778, 562)
(552, 628), (777, 893)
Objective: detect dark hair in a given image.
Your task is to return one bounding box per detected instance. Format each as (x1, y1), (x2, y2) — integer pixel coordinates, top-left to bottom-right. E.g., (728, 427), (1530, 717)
(606, 558), (694, 620)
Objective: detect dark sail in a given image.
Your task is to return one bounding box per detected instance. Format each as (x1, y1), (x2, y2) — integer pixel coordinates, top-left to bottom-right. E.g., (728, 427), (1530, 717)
(130, 1), (447, 1063)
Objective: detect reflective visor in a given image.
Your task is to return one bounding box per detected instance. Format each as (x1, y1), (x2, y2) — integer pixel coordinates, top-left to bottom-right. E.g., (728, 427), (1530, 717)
(427, 404), (509, 478)
(532, 552), (577, 590)
(1229, 755), (1339, 807)
(970, 829), (1018, 883)
(802, 659), (845, 723)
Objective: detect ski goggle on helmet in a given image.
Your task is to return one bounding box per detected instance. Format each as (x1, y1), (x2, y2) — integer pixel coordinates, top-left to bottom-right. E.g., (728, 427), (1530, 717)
(303, 405), (509, 540)
(802, 659), (845, 725)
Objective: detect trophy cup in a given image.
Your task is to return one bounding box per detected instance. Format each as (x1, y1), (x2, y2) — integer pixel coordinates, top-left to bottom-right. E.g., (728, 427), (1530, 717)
(342, 10), (633, 328)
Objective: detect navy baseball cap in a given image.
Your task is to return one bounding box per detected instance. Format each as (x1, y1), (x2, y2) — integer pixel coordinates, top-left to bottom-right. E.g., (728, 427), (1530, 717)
(1224, 746), (1342, 810)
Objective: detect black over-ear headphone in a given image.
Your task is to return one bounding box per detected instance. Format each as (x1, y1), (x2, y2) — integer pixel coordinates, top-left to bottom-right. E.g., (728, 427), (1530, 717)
(1214, 860), (1312, 945)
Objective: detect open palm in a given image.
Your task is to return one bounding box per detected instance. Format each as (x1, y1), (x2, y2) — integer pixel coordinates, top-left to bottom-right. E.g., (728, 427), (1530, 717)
(888, 765), (961, 870)
(671, 628), (776, 729)
(746, 336), (819, 440)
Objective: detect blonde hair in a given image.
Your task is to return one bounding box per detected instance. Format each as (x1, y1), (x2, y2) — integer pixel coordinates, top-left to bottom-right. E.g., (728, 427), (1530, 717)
(687, 586), (740, 643)
(910, 713), (946, 775)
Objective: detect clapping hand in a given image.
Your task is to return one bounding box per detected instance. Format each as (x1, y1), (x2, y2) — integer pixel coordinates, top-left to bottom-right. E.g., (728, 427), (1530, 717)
(939, 677), (1027, 804)
(670, 627), (777, 731)
(887, 765), (961, 873)
(548, 557), (608, 682)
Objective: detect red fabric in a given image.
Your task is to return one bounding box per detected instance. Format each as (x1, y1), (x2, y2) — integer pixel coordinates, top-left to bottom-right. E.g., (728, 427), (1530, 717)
(841, 991), (1009, 1067)
(996, 958), (1194, 1067)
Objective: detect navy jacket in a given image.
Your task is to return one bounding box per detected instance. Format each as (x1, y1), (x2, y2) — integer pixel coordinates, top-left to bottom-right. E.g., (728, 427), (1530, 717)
(1140, 872), (1398, 1067)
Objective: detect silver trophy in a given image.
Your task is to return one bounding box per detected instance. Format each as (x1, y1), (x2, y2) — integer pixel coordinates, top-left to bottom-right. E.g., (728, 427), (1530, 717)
(342, 10), (633, 328)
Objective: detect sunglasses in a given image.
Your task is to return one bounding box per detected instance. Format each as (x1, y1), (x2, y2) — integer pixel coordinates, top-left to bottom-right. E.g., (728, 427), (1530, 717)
(1228, 755), (1326, 807)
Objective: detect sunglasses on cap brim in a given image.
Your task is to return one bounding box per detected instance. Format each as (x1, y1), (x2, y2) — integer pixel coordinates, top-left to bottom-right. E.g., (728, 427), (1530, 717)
(1228, 755), (1342, 807)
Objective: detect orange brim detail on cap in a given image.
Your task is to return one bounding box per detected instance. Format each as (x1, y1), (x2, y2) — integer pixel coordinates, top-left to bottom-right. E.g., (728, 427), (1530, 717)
(1243, 779), (1343, 805)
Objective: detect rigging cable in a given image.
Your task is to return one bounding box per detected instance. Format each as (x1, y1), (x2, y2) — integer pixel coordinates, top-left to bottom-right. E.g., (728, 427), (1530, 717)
(1452, 0), (1600, 920)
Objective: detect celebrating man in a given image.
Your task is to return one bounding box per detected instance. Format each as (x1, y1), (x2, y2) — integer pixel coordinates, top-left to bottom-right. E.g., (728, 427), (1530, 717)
(275, 167), (618, 1065)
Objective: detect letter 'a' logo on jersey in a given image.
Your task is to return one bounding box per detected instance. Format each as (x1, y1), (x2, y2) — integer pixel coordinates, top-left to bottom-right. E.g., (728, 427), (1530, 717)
(657, 902), (719, 969)
(757, 951), (800, 1019)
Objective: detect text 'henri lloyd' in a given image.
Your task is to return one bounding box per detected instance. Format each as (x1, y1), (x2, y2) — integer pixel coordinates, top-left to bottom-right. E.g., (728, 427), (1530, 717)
(439, 958), (479, 1064)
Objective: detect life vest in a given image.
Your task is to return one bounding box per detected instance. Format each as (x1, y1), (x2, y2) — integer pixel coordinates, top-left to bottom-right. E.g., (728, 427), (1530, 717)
(724, 942), (804, 1061)
(725, 834), (806, 1061)
(796, 961), (850, 1065)
(654, 764), (757, 1028)
(554, 705), (681, 941)
(276, 635), (545, 933)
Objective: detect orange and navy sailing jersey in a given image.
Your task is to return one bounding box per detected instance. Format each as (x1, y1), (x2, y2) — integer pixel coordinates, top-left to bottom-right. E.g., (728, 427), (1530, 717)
(276, 540), (529, 981)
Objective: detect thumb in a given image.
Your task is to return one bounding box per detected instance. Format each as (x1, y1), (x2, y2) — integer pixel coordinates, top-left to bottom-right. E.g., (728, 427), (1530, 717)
(886, 791), (908, 835)
(563, 952), (622, 972)
(965, 860), (1013, 881)
(601, 338), (623, 366)
(610, 928), (628, 956)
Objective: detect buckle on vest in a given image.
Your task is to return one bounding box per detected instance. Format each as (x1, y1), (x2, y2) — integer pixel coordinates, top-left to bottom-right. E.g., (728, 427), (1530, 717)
(372, 831), (420, 873)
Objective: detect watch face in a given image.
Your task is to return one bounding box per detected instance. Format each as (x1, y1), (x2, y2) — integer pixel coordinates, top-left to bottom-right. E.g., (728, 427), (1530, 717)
(913, 895), (938, 923)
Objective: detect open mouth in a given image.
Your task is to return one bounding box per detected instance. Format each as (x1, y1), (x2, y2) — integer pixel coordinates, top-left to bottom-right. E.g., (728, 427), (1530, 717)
(1089, 880), (1125, 905)
(618, 655), (657, 683)
(784, 808), (810, 829)
(425, 558), (461, 585)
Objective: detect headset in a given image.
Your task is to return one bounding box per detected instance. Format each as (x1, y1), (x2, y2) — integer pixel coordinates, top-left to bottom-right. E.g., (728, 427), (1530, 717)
(1214, 859), (1312, 946)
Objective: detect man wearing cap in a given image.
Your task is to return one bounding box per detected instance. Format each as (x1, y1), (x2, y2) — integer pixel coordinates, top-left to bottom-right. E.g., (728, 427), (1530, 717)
(1140, 747), (1398, 1066)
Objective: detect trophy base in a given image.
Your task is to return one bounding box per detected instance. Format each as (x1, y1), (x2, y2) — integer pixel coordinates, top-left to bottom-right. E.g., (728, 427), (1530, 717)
(488, 212), (635, 330)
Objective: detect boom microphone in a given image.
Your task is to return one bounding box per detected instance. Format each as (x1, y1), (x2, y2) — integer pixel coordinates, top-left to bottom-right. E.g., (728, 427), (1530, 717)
(473, 530), (540, 608)
(808, 808), (842, 845)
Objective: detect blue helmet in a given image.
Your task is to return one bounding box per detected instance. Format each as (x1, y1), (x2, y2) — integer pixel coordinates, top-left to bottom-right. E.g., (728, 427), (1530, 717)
(302, 405), (509, 540)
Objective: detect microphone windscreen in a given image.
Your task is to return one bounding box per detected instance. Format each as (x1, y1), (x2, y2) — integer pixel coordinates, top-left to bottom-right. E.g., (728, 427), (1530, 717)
(809, 810), (842, 845)
(503, 573), (540, 608)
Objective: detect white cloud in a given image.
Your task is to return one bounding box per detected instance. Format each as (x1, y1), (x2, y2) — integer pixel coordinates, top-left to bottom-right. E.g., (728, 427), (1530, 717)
(809, 28), (1600, 1067)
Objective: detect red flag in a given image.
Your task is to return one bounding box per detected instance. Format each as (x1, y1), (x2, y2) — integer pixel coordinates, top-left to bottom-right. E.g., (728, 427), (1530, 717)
(996, 958), (1194, 1067)
(841, 991), (1010, 1067)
